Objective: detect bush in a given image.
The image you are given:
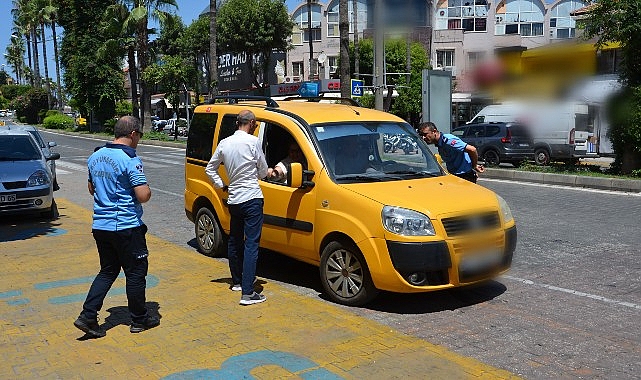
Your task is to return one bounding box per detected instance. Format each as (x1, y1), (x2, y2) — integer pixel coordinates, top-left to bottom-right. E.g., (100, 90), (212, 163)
(43, 113), (75, 130)
(10, 88), (48, 124)
(103, 118), (116, 135)
(606, 86), (641, 174)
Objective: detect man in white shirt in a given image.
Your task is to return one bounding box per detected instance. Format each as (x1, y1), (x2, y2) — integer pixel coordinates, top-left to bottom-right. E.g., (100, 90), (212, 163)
(205, 110), (269, 305)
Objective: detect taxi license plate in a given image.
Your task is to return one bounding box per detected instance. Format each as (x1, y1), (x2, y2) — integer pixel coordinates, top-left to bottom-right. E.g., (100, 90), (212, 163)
(0, 194), (17, 203)
(459, 249), (503, 272)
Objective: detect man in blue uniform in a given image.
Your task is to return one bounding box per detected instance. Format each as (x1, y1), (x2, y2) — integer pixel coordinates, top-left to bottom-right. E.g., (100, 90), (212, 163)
(418, 121), (485, 183)
(74, 116), (159, 338)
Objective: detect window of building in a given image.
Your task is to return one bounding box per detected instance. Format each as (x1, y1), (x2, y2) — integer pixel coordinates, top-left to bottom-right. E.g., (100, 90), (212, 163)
(495, 0), (544, 37)
(467, 51), (485, 67)
(328, 56), (339, 75)
(327, 0), (357, 37)
(292, 3), (322, 45)
(292, 61), (304, 81)
(549, 0), (585, 39)
(436, 50), (455, 68)
(435, 0), (489, 32)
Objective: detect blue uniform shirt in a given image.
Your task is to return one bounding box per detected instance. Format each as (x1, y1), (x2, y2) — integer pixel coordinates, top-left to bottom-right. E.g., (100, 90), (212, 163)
(436, 133), (473, 175)
(87, 143), (147, 231)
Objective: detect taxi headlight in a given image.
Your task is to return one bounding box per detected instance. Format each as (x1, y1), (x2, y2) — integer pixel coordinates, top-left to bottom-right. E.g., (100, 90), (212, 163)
(382, 206), (435, 236)
(497, 194), (514, 224)
(28, 170), (50, 187)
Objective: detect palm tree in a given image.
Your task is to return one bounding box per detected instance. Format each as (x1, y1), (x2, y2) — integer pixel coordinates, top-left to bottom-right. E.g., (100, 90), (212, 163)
(5, 37), (26, 84)
(209, 0), (218, 98)
(35, 0), (54, 108)
(103, 3), (141, 120)
(11, 0), (36, 86)
(120, 0), (178, 130)
(40, 1), (63, 109)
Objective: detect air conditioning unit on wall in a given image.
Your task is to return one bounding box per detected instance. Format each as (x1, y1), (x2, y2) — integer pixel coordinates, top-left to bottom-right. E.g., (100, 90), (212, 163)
(444, 66), (457, 77)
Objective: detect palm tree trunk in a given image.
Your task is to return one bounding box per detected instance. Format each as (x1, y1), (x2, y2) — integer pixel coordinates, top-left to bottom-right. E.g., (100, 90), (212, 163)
(352, 0), (359, 79)
(128, 47), (140, 119)
(32, 26), (41, 88)
(209, 0), (218, 98)
(138, 21), (152, 131)
(52, 20), (62, 110)
(41, 22), (52, 109)
(339, 0), (350, 98)
(25, 34), (33, 86)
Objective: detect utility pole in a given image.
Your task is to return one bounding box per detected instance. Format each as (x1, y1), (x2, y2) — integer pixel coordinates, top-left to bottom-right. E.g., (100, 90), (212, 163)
(374, 0), (385, 110)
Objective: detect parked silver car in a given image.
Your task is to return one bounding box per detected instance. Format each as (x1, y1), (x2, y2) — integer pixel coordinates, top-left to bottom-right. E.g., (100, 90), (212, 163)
(0, 130), (60, 218)
(0, 125), (59, 190)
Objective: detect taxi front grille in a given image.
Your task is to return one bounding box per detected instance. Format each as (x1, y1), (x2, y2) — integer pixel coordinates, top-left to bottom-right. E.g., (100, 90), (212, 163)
(441, 212), (500, 237)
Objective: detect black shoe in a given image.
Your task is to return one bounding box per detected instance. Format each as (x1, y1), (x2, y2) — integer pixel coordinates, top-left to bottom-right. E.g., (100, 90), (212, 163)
(74, 315), (106, 338)
(130, 315), (160, 333)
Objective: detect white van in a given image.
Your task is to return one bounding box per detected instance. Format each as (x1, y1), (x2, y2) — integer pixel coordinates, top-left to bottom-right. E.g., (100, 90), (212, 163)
(468, 101), (592, 165)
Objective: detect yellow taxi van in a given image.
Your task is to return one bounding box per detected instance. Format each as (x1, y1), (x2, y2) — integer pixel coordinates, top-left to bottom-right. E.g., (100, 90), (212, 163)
(184, 95), (516, 306)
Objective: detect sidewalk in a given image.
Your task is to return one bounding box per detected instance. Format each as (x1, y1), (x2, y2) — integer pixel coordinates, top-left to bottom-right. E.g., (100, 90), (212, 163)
(0, 199), (518, 379)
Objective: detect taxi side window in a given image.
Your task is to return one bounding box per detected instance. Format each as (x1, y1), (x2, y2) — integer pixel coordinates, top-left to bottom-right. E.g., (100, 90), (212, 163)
(261, 123), (306, 185)
(218, 114), (238, 142)
(186, 113), (218, 161)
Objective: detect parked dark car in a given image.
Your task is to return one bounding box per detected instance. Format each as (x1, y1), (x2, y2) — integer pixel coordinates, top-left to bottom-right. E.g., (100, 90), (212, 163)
(451, 122), (535, 166)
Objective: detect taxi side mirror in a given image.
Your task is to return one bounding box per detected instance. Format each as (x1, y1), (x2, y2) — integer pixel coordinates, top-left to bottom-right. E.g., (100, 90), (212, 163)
(288, 162), (315, 189)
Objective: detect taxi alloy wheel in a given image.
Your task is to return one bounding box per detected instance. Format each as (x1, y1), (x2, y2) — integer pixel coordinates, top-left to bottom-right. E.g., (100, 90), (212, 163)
(195, 207), (226, 257)
(320, 241), (378, 306)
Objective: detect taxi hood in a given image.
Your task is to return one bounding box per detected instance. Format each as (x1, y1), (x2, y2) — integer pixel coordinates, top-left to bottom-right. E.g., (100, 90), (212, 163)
(342, 175), (500, 218)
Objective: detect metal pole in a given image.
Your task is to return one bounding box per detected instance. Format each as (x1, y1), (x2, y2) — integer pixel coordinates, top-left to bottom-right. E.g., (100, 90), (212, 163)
(184, 84), (191, 132)
(374, 0), (384, 110)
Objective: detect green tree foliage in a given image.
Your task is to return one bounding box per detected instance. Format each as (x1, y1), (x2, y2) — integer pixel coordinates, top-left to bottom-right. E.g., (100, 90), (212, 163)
(350, 38), (429, 124)
(176, 15), (211, 95)
(10, 87), (48, 124)
(57, 0), (124, 128)
(217, 0), (294, 88)
(143, 55), (195, 110)
(579, 0), (641, 173)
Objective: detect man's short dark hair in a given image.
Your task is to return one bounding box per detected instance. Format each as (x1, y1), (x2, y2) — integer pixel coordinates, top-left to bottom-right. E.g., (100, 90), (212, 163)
(114, 116), (142, 138)
(417, 121), (437, 132)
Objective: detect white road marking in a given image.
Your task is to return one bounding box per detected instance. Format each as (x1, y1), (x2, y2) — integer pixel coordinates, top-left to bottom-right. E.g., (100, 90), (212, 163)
(502, 275), (641, 310)
(150, 187), (182, 197)
(55, 160), (87, 172)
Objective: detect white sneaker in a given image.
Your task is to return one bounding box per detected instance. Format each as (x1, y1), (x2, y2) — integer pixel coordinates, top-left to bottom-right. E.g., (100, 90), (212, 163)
(239, 292), (266, 305)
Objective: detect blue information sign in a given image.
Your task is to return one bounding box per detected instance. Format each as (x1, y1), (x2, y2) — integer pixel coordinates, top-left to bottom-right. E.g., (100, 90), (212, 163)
(298, 82), (320, 97)
(351, 79), (364, 97)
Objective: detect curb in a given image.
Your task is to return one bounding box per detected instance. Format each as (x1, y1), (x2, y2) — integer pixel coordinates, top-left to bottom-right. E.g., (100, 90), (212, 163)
(483, 167), (641, 193)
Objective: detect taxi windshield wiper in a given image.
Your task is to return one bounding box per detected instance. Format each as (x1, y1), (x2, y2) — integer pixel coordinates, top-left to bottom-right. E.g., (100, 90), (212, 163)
(336, 174), (383, 182)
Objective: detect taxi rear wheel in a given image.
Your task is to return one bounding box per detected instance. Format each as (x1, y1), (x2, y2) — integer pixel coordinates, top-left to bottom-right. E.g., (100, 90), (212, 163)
(320, 241), (378, 306)
(195, 207), (226, 257)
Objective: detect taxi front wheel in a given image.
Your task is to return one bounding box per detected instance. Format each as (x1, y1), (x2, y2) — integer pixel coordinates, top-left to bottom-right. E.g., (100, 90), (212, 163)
(195, 207), (226, 257)
(320, 240), (378, 306)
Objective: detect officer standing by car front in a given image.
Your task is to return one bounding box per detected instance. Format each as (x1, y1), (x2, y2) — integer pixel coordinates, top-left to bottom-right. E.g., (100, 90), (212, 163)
(418, 121), (485, 183)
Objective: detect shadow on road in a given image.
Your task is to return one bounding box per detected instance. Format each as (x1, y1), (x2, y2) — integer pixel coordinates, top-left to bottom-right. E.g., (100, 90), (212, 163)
(0, 201), (62, 242)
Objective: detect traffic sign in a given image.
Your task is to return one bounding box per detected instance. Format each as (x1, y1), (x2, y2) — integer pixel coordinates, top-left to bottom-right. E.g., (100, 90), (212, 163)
(351, 79), (364, 97)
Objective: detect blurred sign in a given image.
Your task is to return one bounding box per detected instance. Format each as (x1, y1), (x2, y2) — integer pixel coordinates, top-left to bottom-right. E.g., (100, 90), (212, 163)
(298, 82), (320, 97)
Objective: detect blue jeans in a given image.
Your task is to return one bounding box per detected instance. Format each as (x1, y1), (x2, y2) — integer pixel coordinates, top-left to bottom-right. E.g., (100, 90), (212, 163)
(82, 225), (149, 323)
(228, 198), (264, 295)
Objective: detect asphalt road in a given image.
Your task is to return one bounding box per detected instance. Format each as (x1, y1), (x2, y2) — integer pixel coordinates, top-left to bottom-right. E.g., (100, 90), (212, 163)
(44, 130), (641, 379)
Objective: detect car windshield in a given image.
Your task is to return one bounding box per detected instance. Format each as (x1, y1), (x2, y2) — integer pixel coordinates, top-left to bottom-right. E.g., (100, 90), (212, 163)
(0, 135), (42, 161)
(311, 121), (444, 183)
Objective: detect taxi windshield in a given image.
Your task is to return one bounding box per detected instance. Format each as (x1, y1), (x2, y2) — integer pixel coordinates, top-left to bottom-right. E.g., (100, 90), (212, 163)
(311, 122), (443, 183)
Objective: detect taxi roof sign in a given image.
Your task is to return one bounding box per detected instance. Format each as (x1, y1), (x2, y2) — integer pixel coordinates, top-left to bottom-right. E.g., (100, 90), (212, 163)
(297, 82), (320, 98)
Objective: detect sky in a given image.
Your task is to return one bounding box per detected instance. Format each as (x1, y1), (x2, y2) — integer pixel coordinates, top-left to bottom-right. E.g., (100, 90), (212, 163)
(0, 0), (300, 84)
